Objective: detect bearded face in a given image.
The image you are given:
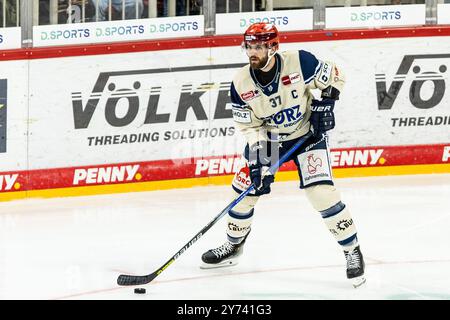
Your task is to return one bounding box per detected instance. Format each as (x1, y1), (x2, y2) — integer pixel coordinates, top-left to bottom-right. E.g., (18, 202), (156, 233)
(244, 42), (270, 70)
(249, 54), (269, 70)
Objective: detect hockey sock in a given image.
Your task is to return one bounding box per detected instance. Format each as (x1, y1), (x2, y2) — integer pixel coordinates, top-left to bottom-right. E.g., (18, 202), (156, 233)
(320, 201), (358, 250)
(226, 209), (254, 244)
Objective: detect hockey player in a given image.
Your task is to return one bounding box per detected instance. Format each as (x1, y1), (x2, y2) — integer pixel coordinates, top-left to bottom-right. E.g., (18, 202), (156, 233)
(201, 23), (365, 287)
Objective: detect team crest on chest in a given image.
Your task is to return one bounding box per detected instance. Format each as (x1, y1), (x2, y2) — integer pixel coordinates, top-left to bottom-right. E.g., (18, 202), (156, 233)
(281, 72), (301, 86)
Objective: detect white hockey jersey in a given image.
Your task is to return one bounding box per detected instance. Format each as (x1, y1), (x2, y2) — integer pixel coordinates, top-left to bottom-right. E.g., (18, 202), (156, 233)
(230, 50), (345, 146)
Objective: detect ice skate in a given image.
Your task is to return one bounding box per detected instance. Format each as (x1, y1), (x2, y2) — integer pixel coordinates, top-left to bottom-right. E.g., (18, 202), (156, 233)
(200, 238), (247, 269)
(344, 245), (366, 288)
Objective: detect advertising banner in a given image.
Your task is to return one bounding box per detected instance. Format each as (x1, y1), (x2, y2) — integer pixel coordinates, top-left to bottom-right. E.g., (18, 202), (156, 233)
(1, 30), (449, 198)
(28, 47), (246, 169)
(0, 60), (29, 170)
(0, 60), (30, 194)
(33, 15), (204, 47)
(0, 143), (448, 193)
(216, 9), (313, 35)
(218, 36), (450, 148)
(0, 27), (21, 50)
(438, 4), (450, 25)
(25, 36), (450, 165)
(326, 4), (426, 29)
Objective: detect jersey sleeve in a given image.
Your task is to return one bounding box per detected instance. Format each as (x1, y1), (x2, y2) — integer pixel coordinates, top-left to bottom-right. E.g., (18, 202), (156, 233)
(230, 82), (246, 109)
(299, 50), (345, 93)
(230, 81), (266, 146)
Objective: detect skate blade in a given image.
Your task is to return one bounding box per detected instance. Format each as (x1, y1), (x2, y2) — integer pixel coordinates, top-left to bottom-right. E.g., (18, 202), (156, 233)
(351, 276), (366, 288)
(200, 259), (239, 269)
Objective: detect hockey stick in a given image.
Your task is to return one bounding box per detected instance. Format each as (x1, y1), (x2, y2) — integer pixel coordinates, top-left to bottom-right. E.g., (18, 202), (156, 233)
(117, 131), (314, 286)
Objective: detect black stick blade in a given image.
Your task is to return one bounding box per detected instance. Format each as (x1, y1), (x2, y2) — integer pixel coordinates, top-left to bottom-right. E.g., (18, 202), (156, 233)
(117, 273), (157, 286)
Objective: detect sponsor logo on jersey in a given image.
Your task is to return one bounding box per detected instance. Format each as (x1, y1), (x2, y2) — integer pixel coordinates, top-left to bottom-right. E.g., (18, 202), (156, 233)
(234, 169), (251, 187)
(307, 154), (322, 174)
(240, 90), (260, 101)
(73, 165), (140, 185)
(231, 164), (252, 192)
(317, 62), (332, 86)
(265, 105), (303, 127)
(333, 66), (340, 82)
(282, 73), (301, 86)
(299, 149), (332, 186)
(232, 108), (252, 124)
(281, 75), (291, 85)
(232, 166), (255, 194)
(0, 173), (19, 191)
(289, 72), (300, 83)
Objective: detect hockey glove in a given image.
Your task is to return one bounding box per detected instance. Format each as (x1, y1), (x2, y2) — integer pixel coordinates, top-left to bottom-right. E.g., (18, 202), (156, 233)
(310, 98), (336, 137)
(249, 164), (275, 195)
(248, 141), (275, 195)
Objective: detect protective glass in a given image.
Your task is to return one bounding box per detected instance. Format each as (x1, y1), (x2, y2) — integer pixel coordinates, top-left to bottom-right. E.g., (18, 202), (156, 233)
(241, 42), (269, 56)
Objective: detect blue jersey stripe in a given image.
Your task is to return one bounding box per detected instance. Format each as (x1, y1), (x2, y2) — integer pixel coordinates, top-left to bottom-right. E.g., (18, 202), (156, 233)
(299, 50), (320, 84)
(230, 82), (246, 108)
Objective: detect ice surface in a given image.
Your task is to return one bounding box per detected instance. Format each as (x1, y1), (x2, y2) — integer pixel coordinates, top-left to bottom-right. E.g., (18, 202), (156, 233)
(0, 174), (449, 300)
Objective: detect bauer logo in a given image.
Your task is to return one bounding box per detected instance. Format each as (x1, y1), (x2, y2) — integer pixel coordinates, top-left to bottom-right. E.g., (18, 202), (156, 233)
(73, 165), (140, 185)
(0, 79), (7, 153)
(71, 63), (246, 130)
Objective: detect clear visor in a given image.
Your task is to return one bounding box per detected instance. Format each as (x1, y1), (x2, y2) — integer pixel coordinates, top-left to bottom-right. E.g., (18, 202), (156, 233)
(241, 41), (269, 55)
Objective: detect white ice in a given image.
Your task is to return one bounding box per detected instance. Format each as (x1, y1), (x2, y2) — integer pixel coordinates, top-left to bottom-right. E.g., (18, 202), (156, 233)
(0, 174), (449, 300)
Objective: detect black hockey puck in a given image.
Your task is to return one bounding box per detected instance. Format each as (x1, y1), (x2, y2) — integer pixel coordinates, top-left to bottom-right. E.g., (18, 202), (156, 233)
(134, 288), (146, 294)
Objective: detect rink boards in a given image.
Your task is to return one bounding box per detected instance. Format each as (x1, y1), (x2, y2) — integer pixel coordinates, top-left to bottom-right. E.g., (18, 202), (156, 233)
(0, 26), (449, 200)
